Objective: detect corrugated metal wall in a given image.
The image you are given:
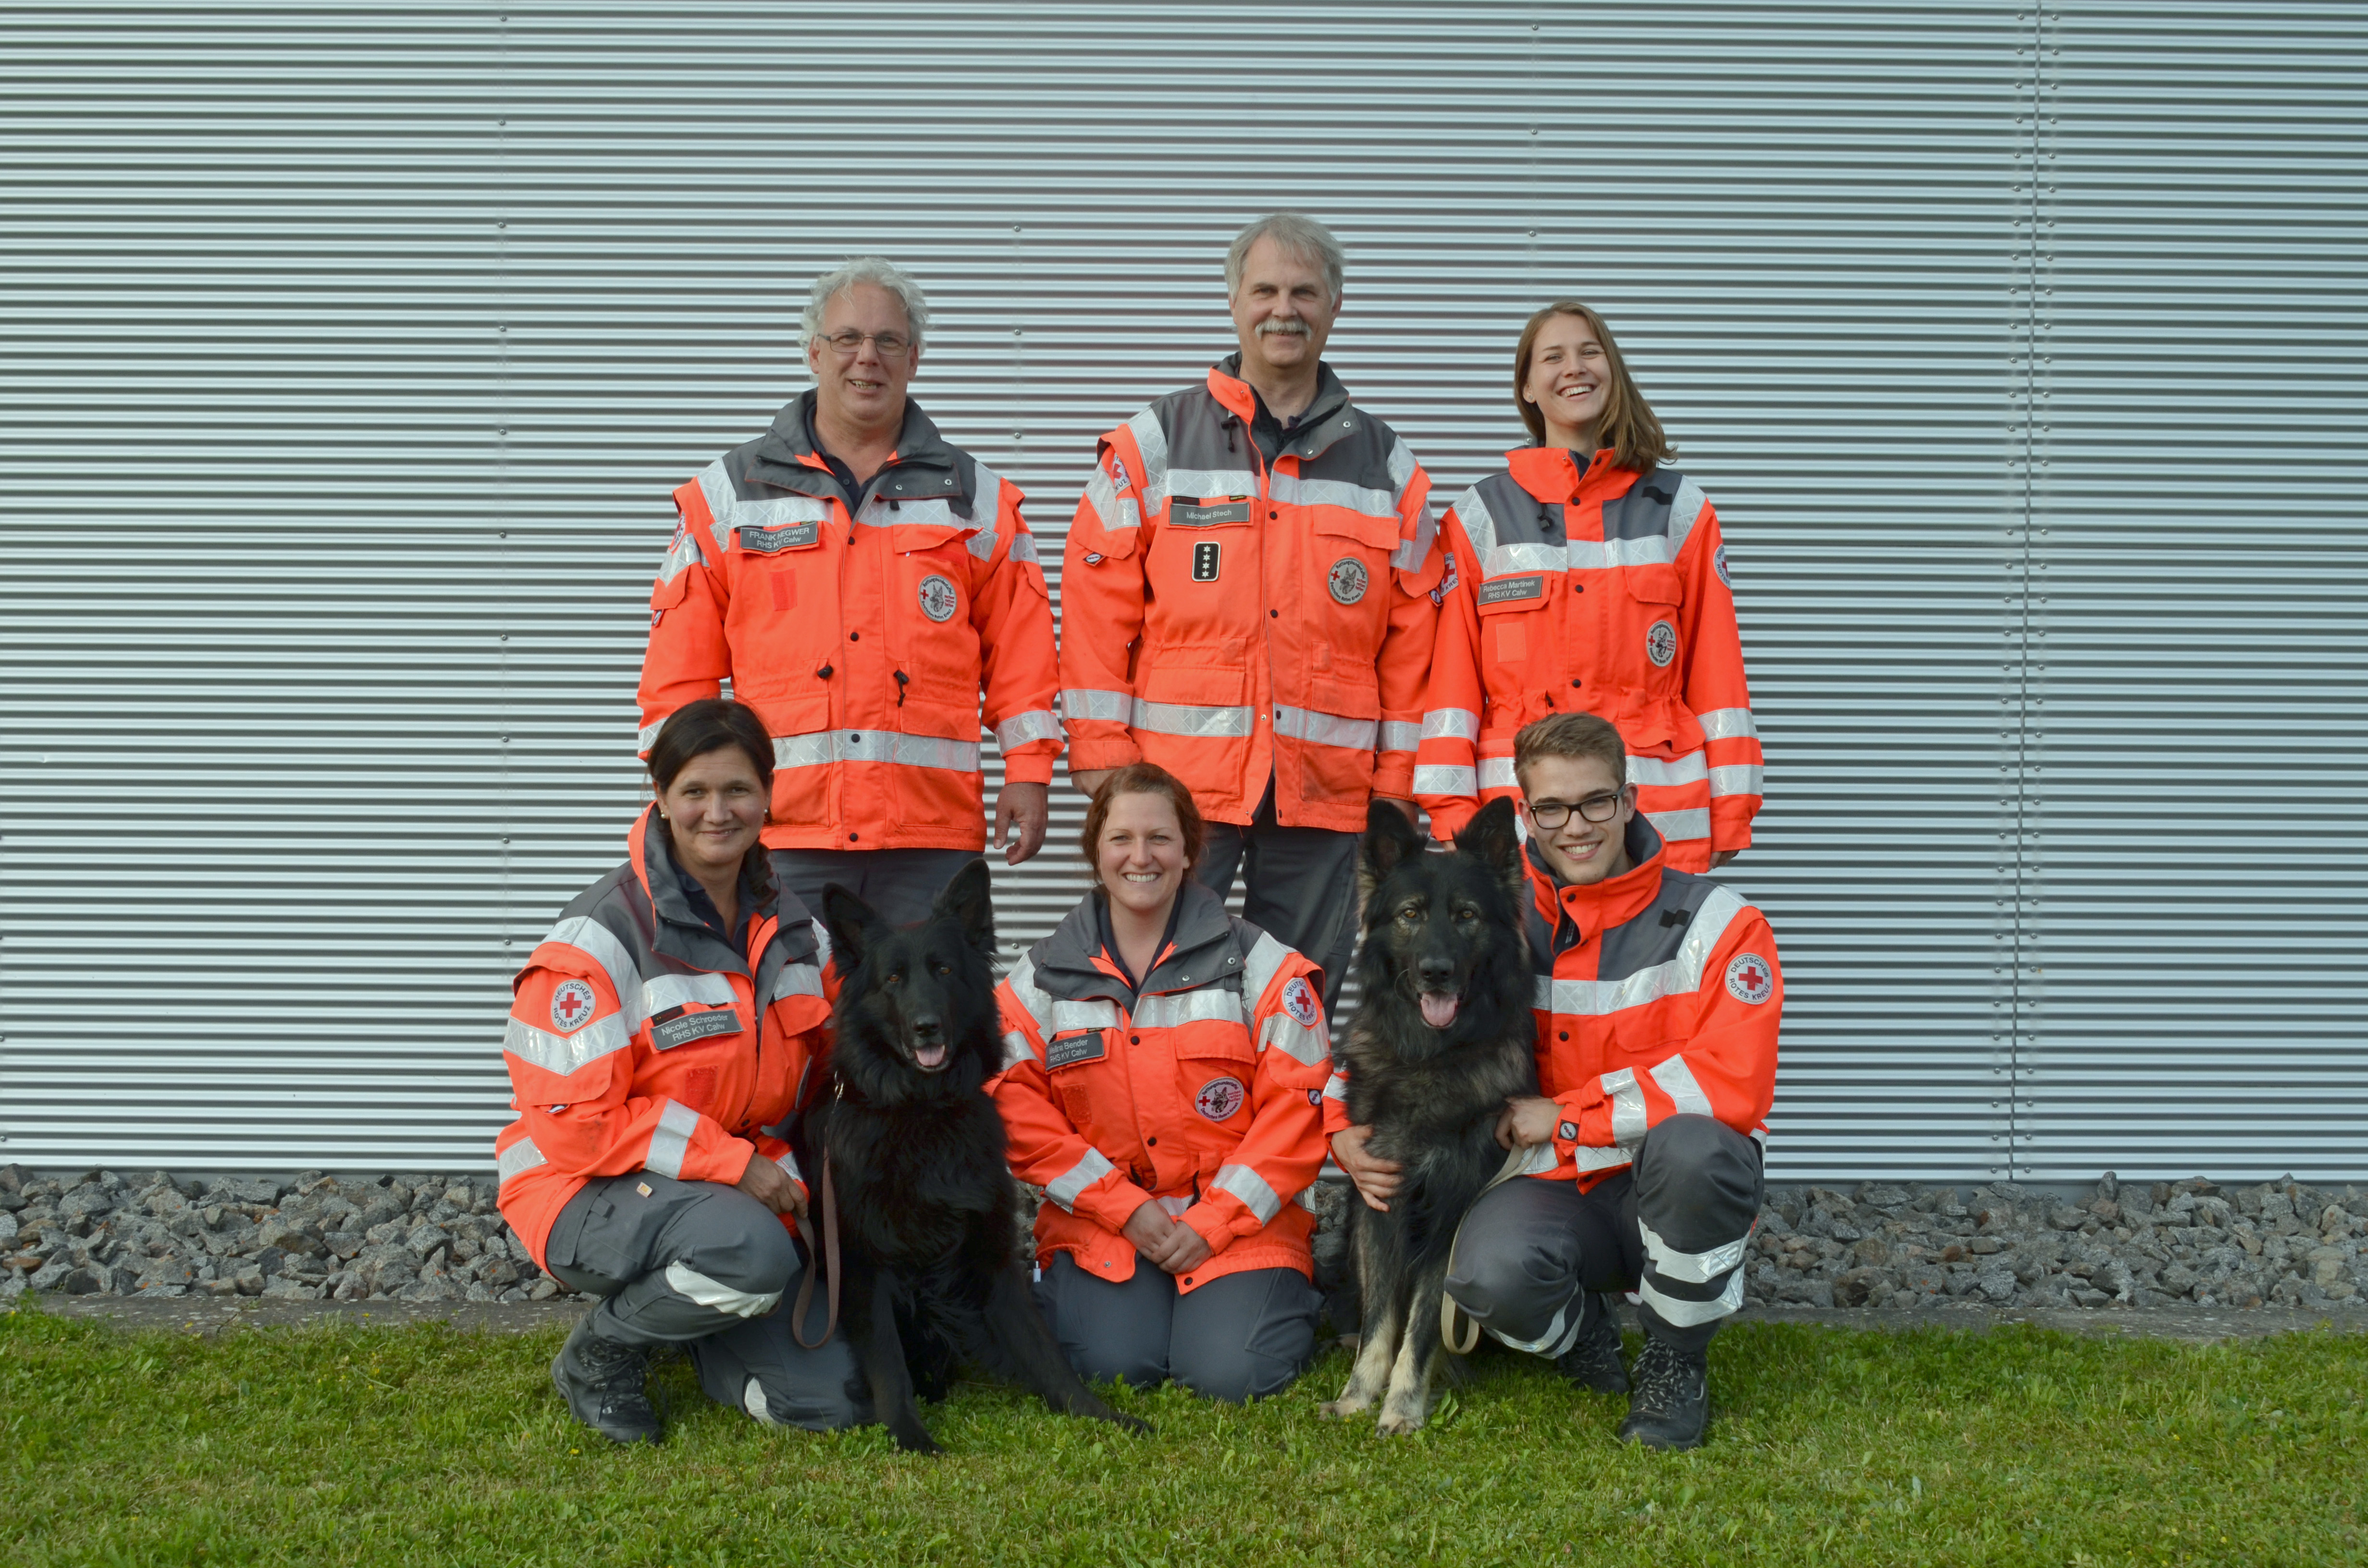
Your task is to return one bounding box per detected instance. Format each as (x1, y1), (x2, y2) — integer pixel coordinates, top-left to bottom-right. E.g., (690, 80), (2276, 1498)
(2, 1), (2361, 1178)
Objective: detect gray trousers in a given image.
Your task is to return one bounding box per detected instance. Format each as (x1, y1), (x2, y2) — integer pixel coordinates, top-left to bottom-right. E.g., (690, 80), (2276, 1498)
(1443, 1115), (1764, 1357)
(1033, 1253), (1321, 1404)
(770, 847), (982, 928)
(1195, 786), (1361, 1007)
(545, 1172), (869, 1432)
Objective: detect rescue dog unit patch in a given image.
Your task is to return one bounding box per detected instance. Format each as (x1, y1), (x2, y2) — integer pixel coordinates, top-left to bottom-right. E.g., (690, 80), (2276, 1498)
(1725, 952), (1774, 1005)
(548, 979), (598, 1034)
(1714, 543), (1732, 588)
(1430, 551), (1458, 607)
(738, 521), (820, 554)
(1327, 557), (1369, 604)
(1477, 574), (1545, 607)
(1195, 1075), (1247, 1121)
(917, 574), (960, 622)
(1191, 540), (1221, 581)
(651, 1008), (743, 1050)
(1281, 975), (1322, 1029)
(1046, 1030), (1108, 1070)
(1645, 620), (1679, 667)
(1171, 500), (1251, 527)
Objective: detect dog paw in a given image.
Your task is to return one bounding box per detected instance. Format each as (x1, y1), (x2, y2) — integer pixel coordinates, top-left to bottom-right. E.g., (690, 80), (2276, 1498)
(1375, 1411), (1427, 1437)
(1318, 1396), (1371, 1421)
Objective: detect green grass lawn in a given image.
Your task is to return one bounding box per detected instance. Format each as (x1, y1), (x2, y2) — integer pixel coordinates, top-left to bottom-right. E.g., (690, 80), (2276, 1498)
(1, 1308), (2360, 1567)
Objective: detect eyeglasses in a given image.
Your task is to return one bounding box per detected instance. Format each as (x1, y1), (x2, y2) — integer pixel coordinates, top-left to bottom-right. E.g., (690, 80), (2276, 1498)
(1526, 789), (1626, 829)
(815, 329), (914, 358)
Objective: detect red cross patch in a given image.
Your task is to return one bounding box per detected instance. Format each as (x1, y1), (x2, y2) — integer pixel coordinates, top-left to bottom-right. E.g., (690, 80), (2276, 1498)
(1280, 976), (1321, 1029)
(1724, 953), (1773, 1005)
(549, 979), (598, 1033)
(1195, 1076), (1247, 1122)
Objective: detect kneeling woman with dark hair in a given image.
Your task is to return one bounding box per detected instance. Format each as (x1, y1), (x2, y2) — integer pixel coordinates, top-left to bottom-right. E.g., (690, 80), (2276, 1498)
(993, 763), (1333, 1401)
(494, 698), (863, 1444)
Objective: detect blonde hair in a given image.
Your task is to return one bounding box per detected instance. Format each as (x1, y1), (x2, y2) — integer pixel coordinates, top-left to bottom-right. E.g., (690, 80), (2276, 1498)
(1514, 302), (1674, 472)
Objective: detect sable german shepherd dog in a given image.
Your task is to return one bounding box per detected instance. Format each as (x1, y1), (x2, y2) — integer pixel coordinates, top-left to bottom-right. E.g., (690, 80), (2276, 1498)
(804, 861), (1150, 1454)
(1320, 797), (1539, 1435)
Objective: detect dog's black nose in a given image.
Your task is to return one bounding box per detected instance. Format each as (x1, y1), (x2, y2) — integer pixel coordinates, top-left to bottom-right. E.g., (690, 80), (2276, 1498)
(1418, 956), (1456, 991)
(909, 1015), (942, 1039)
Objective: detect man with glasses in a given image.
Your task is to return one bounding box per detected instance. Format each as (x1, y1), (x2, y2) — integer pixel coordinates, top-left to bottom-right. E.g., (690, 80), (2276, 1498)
(1331, 711), (1779, 1450)
(639, 257), (1061, 922)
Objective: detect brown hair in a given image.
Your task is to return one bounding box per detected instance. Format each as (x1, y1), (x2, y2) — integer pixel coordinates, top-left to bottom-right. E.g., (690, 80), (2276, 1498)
(1513, 302), (1676, 473)
(648, 698), (774, 796)
(1513, 712), (1627, 796)
(1079, 763), (1207, 884)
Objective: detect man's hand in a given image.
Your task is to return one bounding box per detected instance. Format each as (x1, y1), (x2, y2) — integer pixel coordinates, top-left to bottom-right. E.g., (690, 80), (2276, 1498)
(1375, 796), (1419, 825)
(737, 1154), (808, 1223)
(1494, 1096), (1564, 1152)
(1332, 1124), (1404, 1213)
(1069, 767), (1113, 801)
(1709, 849), (1741, 869)
(1122, 1201), (1214, 1274)
(992, 780), (1049, 865)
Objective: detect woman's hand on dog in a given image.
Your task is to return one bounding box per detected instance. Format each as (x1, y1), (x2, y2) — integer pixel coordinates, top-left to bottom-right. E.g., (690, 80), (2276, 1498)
(736, 1154), (809, 1223)
(1494, 1096), (1563, 1151)
(1122, 1202), (1214, 1274)
(1331, 1125), (1403, 1213)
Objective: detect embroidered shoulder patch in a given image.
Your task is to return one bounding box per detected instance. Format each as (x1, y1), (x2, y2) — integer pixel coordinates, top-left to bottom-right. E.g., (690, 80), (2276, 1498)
(1281, 975), (1321, 1029)
(1724, 953), (1774, 1005)
(549, 980), (597, 1034)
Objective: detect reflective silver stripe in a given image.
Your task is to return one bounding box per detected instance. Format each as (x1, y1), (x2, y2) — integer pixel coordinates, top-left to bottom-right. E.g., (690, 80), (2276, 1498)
(1696, 707), (1758, 742)
(1131, 698), (1255, 739)
(809, 918), (832, 969)
(1133, 989), (1246, 1029)
(1259, 1012), (1327, 1066)
(504, 1014), (632, 1077)
(642, 971), (736, 1018)
(1059, 688), (1131, 723)
(972, 461), (1006, 522)
(1082, 464), (1131, 533)
(1483, 1290), (1580, 1356)
(1602, 1067), (1649, 1146)
(1004, 954), (1057, 1038)
(1536, 887), (1751, 1017)
(496, 1136), (546, 1186)
(1273, 705), (1377, 750)
(1322, 1071), (1350, 1102)
(1000, 1029), (1038, 1072)
(771, 963), (824, 1002)
(1241, 932), (1295, 1010)
(1481, 541), (1566, 577)
(1210, 1163), (1282, 1224)
(1638, 1267), (1747, 1328)
(1574, 1142), (1633, 1174)
(1649, 1054), (1717, 1120)
(544, 916), (642, 1031)
(1639, 1215), (1752, 1284)
(1565, 535), (1677, 570)
(1007, 530), (1041, 564)
(734, 494), (832, 529)
(1050, 998), (1120, 1032)
(853, 494), (957, 529)
(1378, 720), (1420, 754)
(995, 708), (1063, 749)
(1710, 763), (1765, 798)
(1268, 470), (1396, 517)
(1421, 707), (1480, 742)
(664, 1260), (781, 1318)
(773, 1148), (803, 1183)
(1627, 752), (1709, 788)
(1124, 409), (1168, 482)
(1045, 1147), (1118, 1212)
(773, 730), (982, 772)
(695, 462), (738, 556)
(1645, 808), (1712, 843)
(1453, 485), (1497, 555)
(1478, 758), (1519, 791)
(1157, 1194), (1192, 1218)
(1666, 479), (1711, 556)
(657, 525), (706, 585)
(965, 526), (1000, 560)
(1391, 512), (1436, 573)
(644, 1098), (701, 1179)
(1386, 435), (1418, 492)
(1510, 1140), (1561, 1178)
(1414, 764), (1478, 796)
(637, 718), (663, 753)
(1154, 466), (1260, 507)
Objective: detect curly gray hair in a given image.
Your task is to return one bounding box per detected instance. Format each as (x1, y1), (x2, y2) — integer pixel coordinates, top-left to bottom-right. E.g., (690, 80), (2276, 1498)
(1223, 213), (1344, 303)
(800, 257), (929, 351)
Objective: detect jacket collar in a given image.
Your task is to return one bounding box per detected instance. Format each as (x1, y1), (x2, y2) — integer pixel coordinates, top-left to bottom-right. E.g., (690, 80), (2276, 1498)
(1526, 814), (1667, 947)
(1034, 881), (1241, 1005)
(737, 391), (972, 512)
(1505, 444), (1639, 506)
(629, 804), (775, 976)
(1208, 355), (1358, 463)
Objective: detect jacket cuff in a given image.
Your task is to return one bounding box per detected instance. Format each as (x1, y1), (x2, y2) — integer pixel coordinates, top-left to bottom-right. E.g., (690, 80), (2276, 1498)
(1181, 1203), (1239, 1256)
(1000, 752), (1057, 786)
(1709, 796), (1757, 851)
(1065, 731), (1143, 773)
(1371, 757), (1416, 800)
(1078, 1176), (1157, 1236)
(700, 1135), (757, 1190)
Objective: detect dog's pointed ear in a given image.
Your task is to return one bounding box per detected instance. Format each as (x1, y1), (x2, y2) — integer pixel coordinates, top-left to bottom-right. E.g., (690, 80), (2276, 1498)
(820, 882), (879, 972)
(1358, 797), (1426, 904)
(1455, 796), (1527, 905)
(932, 857), (997, 958)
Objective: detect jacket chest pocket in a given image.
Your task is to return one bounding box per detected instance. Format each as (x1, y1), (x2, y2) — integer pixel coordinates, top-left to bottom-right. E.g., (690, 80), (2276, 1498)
(1620, 565), (1685, 683)
(1476, 572), (1553, 672)
(1308, 511), (1397, 643)
(1151, 504), (1255, 637)
(1172, 1029), (1256, 1138)
(888, 535), (983, 716)
(1046, 1029), (1112, 1135)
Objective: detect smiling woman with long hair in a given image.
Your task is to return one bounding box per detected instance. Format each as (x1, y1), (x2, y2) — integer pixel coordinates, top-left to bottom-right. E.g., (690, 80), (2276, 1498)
(1412, 302), (1766, 874)
(991, 763), (1335, 1402)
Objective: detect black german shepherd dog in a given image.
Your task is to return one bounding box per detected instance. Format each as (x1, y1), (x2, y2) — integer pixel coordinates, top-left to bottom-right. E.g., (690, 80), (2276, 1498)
(1320, 797), (1539, 1435)
(803, 860), (1149, 1454)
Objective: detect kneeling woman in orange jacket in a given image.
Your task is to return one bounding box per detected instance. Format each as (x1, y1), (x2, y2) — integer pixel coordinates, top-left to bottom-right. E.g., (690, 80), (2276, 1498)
(993, 763), (1332, 1401)
(494, 698), (861, 1445)
(1415, 302), (1765, 872)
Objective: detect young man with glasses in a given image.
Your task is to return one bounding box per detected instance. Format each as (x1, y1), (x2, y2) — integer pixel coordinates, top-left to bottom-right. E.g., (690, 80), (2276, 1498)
(1333, 710), (1780, 1450)
(638, 257), (1061, 923)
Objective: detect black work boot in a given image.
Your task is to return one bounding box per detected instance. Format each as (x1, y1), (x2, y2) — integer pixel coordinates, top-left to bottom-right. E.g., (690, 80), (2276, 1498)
(1554, 1292), (1629, 1395)
(1617, 1335), (1709, 1451)
(553, 1314), (662, 1445)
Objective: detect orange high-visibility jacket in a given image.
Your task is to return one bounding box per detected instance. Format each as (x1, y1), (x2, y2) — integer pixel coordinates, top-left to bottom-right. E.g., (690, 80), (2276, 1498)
(1322, 818), (1779, 1193)
(640, 394), (1062, 853)
(1059, 358), (1444, 832)
(1414, 448), (1763, 870)
(494, 806), (833, 1269)
(993, 883), (1332, 1292)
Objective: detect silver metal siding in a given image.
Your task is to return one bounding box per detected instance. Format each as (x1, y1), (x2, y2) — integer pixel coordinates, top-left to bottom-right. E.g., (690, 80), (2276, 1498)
(1, 2), (2358, 1179)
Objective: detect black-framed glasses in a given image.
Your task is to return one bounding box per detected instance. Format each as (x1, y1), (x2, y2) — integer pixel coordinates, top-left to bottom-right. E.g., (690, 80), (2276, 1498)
(1527, 789), (1626, 829)
(816, 329), (914, 358)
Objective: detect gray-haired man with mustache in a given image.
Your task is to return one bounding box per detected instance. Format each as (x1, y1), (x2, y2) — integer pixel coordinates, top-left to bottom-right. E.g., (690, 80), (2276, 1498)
(1060, 213), (1444, 1008)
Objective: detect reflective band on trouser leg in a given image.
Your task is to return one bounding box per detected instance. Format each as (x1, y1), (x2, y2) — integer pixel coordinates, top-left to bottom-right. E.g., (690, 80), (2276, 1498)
(665, 1259), (784, 1319)
(1636, 1216), (1752, 1328)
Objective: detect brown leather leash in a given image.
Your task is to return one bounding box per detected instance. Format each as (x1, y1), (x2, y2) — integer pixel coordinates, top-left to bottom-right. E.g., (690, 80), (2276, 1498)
(790, 1152), (840, 1349)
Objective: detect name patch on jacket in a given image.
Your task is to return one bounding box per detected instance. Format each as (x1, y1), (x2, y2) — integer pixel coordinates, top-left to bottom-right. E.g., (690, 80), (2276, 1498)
(651, 1009), (743, 1050)
(1170, 501), (1252, 528)
(738, 522), (821, 554)
(1046, 1030), (1107, 1070)
(1478, 575), (1546, 607)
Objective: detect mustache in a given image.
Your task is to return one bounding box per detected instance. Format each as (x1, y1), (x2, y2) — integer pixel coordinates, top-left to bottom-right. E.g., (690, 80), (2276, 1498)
(1256, 319), (1310, 337)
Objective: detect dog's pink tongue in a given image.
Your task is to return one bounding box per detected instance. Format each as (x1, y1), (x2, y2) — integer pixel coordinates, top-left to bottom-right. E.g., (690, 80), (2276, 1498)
(1419, 992), (1460, 1029)
(915, 1041), (949, 1068)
